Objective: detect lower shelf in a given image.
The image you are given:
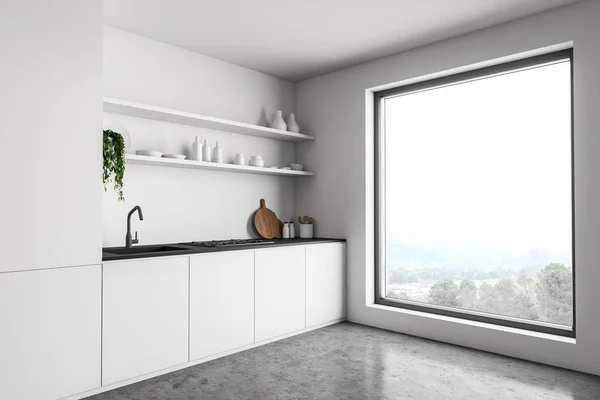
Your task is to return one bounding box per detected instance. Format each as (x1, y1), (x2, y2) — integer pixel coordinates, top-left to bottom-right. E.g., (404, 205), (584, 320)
(125, 154), (315, 177)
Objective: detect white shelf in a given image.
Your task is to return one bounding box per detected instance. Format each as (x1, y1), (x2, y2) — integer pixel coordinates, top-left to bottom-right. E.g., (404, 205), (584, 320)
(104, 98), (315, 143)
(125, 154), (315, 177)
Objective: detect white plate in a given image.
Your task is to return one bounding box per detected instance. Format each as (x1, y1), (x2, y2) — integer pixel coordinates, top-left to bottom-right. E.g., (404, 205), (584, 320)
(162, 154), (186, 160)
(136, 150), (163, 157)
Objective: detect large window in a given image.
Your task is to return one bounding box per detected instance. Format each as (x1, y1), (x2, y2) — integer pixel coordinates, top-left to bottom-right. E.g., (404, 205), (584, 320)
(375, 50), (574, 337)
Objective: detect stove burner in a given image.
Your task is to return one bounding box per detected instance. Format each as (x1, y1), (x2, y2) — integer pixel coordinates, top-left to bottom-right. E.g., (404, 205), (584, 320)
(187, 239), (275, 247)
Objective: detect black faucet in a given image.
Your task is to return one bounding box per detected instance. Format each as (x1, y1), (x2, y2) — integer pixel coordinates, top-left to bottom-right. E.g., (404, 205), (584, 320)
(126, 205), (144, 248)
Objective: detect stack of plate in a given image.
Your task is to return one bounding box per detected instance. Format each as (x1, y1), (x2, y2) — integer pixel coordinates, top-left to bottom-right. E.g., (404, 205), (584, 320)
(136, 150), (162, 157)
(135, 150), (186, 160)
(162, 154), (186, 160)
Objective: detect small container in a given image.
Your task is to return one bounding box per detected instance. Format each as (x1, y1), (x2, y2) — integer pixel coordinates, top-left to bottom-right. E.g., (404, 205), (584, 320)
(249, 156), (264, 167)
(192, 136), (202, 161)
(289, 222), (295, 238)
(234, 153), (245, 165)
(282, 222), (290, 239)
(202, 139), (211, 162)
(300, 223), (313, 239)
(212, 141), (223, 163)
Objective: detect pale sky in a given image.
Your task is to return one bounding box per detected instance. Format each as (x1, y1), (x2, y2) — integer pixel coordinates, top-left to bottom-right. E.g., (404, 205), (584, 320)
(384, 61), (572, 265)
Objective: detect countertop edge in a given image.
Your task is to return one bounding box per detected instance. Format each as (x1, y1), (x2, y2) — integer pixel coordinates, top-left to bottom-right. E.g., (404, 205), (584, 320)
(102, 238), (346, 262)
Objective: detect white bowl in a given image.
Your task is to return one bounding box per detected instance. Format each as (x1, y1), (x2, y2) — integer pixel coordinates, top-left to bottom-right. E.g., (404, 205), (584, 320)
(290, 163), (304, 171)
(162, 154), (186, 160)
(136, 150), (163, 157)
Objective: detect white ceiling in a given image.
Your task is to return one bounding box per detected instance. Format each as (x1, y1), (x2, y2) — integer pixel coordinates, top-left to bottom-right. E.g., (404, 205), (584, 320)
(104, 0), (580, 82)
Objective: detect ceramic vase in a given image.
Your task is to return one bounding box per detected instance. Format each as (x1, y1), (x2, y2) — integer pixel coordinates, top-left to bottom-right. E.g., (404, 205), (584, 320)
(287, 113), (300, 133)
(212, 141), (223, 163)
(192, 136), (202, 161)
(202, 139), (212, 162)
(271, 110), (287, 131)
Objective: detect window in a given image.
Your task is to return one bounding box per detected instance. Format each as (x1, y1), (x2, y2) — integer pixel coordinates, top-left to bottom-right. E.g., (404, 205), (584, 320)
(375, 50), (574, 337)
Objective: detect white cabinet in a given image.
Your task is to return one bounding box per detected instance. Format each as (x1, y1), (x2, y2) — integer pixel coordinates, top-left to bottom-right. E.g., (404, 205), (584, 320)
(0, 266), (101, 400)
(0, 1), (103, 273)
(190, 251), (254, 360)
(306, 243), (346, 327)
(255, 246), (306, 342)
(102, 257), (189, 386)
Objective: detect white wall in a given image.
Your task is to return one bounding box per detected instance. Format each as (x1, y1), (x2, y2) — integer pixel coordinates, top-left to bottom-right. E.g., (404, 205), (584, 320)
(296, 0), (600, 375)
(0, 0), (103, 272)
(103, 27), (297, 246)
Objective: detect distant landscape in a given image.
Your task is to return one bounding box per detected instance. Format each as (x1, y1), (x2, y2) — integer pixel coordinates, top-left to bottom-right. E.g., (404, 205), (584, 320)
(385, 244), (573, 326)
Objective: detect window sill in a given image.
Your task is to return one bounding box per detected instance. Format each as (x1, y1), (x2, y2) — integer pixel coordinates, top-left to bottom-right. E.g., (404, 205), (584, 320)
(367, 303), (576, 344)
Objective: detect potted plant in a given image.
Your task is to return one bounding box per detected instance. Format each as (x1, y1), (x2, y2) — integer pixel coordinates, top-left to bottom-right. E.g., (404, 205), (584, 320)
(103, 129), (125, 201)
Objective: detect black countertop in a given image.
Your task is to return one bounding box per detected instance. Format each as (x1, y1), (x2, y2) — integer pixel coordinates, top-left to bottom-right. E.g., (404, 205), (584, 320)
(102, 238), (346, 262)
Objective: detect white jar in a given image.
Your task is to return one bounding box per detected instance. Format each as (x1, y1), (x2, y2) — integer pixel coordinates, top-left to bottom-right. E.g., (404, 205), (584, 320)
(234, 153), (245, 165)
(289, 222), (295, 238)
(249, 156), (264, 167)
(282, 222), (290, 239)
(300, 224), (313, 239)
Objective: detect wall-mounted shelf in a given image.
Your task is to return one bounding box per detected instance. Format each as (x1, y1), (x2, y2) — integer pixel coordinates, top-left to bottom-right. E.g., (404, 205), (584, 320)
(125, 154), (315, 177)
(104, 98), (315, 143)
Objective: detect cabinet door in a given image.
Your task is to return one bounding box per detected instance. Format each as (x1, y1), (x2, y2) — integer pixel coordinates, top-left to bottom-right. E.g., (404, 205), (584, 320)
(0, 1), (103, 273)
(102, 257), (188, 386)
(190, 251), (254, 360)
(255, 247), (305, 342)
(0, 266), (101, 400)
(306, 243), (346, 327)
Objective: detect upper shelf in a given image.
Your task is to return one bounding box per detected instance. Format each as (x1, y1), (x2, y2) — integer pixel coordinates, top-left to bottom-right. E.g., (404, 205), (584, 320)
(103, 98), (315, 143)
(125, 154), (315, 177)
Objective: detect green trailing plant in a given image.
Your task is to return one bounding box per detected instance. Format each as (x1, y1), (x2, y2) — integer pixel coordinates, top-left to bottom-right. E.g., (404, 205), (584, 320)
(103, 129), (125, 201)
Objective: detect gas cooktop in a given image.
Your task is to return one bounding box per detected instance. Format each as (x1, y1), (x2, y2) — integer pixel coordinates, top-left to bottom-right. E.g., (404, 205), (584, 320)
(184, 239), (275, 248)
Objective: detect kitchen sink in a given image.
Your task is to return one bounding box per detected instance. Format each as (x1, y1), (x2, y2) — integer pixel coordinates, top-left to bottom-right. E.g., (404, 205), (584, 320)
(104, 245), (190, 256)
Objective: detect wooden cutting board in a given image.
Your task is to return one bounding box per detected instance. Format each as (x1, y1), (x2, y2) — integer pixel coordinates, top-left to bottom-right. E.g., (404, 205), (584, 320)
(254, 199), (282, 239)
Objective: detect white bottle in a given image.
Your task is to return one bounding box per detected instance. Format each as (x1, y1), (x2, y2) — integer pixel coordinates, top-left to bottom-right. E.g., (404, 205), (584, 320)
(192, 136), (202, 161)
(287, 114), (300, 133)
(212, 141), (223, 163)
(289, 221), (295, 238)
(282, 222), (290, 239)
(202, 139), (211, 162)
(270, 110), (287, 131)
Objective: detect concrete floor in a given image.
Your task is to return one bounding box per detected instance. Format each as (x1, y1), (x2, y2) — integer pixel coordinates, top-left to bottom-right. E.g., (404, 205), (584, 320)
(87, 322), (600, 400)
